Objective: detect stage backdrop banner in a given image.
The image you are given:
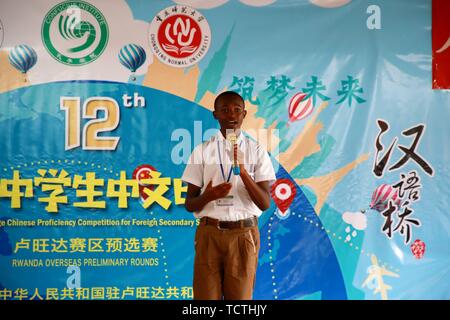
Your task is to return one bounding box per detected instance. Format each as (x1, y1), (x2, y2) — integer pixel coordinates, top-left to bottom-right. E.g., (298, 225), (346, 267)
(0, 0), (448, 300)
(432, 0), (450, 89)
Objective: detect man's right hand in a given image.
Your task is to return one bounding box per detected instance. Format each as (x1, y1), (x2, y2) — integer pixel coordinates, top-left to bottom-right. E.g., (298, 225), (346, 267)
(203, 181), (232, 202)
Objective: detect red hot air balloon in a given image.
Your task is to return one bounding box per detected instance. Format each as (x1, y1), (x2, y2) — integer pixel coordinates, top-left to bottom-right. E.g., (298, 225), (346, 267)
(370, 184), (401, 213)
(287, 92), (313, 126)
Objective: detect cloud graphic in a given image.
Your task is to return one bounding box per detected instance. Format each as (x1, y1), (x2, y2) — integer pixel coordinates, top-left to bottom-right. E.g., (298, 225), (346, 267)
(309, 0), (351, 8)
(240, 0), (277, 6)
(342, 211), (367, 230)
(173, 0), (230, 9)
(0, 0), (151, 84)
(173, 0), (277, 9)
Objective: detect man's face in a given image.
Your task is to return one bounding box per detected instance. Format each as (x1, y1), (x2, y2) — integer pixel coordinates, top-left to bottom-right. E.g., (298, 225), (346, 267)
(213, 95), (247, 132)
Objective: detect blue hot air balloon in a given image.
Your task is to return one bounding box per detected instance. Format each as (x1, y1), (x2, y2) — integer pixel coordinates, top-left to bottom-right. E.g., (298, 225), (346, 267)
(118, 44), (146, 81)
(8, 45), (38, 81)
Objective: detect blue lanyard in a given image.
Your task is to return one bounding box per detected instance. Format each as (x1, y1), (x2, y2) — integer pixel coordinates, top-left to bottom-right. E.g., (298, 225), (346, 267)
(217, 139), (243, 183)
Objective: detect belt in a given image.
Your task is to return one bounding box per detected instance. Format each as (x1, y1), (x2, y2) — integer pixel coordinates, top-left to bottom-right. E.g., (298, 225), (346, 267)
(200, 216), (258, 230)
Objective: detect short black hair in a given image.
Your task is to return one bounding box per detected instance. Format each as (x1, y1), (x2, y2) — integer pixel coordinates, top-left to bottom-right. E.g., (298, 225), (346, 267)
(214, 91), (245, 110)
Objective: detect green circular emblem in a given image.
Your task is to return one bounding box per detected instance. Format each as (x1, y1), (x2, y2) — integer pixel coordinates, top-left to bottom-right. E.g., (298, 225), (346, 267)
(41, 1), (109, 66)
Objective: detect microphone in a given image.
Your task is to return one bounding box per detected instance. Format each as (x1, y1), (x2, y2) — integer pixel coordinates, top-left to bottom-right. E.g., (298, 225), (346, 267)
(227, 132), (240, 175)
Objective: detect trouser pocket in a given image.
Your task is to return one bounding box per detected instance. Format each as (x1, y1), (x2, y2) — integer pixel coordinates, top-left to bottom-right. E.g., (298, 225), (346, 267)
(247, 230), (256, 254)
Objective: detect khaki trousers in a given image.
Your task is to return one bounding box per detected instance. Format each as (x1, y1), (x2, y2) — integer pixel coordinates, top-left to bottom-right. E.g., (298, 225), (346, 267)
(193, 223), (260, 300)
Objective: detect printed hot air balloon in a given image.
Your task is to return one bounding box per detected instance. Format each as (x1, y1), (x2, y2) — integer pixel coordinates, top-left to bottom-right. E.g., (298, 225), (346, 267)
(8, 44), (37, 82)
(369, 183), (401, 213)
(118, 44), (147, 81)
(287, 92), (313, 126)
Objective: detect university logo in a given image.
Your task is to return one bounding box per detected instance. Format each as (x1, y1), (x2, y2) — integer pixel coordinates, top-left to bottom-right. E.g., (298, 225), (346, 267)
(41, 1), (109, 66)
(149, 5), (211, 68)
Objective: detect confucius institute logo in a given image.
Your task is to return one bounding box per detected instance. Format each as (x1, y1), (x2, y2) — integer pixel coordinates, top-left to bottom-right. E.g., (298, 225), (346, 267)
(149, 5), (211, 68)
(41, 1), (109, 66)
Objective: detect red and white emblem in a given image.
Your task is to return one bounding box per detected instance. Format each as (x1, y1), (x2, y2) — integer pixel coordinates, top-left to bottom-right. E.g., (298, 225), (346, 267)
(132, 164), (157, 201)
(410, 239), (426, 259)
(149, 5), (211, 67)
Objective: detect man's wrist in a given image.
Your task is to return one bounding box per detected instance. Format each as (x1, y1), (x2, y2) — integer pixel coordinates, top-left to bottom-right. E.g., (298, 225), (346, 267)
(201, 190), (214, 203)
(239, 165), (248, 177)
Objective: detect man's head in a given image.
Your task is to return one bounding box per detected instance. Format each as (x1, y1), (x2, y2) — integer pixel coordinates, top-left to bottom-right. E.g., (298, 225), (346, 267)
(213, 91), (247, 134)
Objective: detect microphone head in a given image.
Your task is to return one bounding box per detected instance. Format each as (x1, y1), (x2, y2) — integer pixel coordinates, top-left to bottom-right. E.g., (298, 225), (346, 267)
(227, 132), (237, 143)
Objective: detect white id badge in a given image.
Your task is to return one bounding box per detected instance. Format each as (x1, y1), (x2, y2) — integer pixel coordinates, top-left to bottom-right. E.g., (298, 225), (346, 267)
(215, 195), (234, 207)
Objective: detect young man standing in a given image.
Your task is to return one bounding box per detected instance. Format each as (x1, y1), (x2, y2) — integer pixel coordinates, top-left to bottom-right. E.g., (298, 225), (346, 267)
(181, 91), (276, 300)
